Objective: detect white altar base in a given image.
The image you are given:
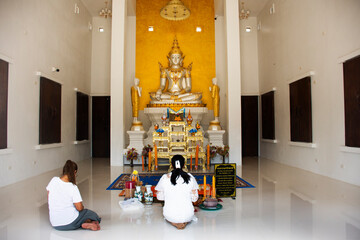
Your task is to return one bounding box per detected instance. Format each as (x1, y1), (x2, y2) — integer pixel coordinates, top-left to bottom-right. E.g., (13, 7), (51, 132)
(144, 107), (208, 146)
(211, 155), (229, 164)
(126, 130), (145, 152)
(207, 129), (225, 147)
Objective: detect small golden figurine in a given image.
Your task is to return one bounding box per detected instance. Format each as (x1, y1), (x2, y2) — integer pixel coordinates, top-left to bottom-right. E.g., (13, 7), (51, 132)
(186, 110), (193, 126)
(195, 121), (200, 131)
(161, 113), (168, 126)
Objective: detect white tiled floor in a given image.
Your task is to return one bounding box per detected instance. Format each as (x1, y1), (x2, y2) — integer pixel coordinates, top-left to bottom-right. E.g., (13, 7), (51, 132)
(0, 157), (359, 240)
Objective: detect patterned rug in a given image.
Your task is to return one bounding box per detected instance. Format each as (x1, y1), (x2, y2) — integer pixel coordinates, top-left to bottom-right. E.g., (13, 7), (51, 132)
(106, 172), (255, 190)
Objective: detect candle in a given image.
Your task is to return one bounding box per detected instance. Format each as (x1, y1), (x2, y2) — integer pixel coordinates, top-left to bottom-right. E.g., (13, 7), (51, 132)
(207, 144), (210, 170)
(203, 175), (207, 199)
(148, 150), (152, 171)
(190, 155), (192, 170)
(212, 175), (216, 198)
(142, 155), (144, 171)
(195, 145), (199, 170)
(154, 144), (158, 171)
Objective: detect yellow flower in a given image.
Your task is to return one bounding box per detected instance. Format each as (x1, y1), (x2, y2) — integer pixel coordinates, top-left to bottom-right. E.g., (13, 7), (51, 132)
(132, 170), (138, 175)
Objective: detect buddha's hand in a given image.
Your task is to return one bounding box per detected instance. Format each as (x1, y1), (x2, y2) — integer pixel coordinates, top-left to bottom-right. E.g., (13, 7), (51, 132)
(184, 87), (191, 93)
(155, 89), (162, 100)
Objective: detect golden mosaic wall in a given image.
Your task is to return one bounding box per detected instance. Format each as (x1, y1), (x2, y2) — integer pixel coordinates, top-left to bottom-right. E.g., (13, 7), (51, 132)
(136, 0), (216, 110)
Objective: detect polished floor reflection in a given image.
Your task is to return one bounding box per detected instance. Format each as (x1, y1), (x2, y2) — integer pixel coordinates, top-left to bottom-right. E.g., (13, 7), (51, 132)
(0, 157), (359, 240)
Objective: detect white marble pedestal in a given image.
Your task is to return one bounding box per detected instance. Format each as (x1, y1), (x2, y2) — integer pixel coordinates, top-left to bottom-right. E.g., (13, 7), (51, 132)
(207, 130), (225, 147)
(126, 131), (145, 152)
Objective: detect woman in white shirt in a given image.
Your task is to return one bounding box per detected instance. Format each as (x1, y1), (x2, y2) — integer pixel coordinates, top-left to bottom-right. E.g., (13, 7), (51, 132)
(46, 160), (101, 231)
(155, 155), (199, 229)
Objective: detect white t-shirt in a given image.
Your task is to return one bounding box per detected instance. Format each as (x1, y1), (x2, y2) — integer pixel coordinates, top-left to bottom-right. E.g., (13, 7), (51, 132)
(46, 177), (82, 226)
(155, 172), (199, 223)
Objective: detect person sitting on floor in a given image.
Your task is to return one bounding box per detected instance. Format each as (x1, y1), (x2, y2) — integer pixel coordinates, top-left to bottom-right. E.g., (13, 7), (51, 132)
(46, 160), (101, 231)
(155, 155), (199, 230)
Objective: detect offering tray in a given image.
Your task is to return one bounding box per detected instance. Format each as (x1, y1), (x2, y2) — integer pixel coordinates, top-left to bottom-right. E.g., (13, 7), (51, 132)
(198, 203), (222, 211)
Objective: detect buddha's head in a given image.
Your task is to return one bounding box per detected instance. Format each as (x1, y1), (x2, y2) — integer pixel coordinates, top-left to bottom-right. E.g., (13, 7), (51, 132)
(170, 53), (182, 66)
(134, 78), (140, 86)
(212, 78), (217, 85)
(168, 37), (184, 67)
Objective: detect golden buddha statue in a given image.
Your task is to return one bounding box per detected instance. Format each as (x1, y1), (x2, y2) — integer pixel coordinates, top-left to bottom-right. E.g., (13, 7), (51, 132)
(131, 78), (144, 131)
(149, 37), (202, 105)
(209, 78), (221, 130)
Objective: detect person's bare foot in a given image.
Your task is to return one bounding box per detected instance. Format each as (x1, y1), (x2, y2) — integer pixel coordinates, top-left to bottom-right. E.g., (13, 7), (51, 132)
(81, 222), (98, 231)
(170, 222), (188, 230)
(92, 221), (101, 230)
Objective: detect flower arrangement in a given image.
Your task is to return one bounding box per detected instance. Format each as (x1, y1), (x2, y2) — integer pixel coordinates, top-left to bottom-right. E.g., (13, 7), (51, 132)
(142, 144), (153, 157)
(126, 148), (138, 167)
(209, 146), (217, 158)
(216, 145), (230, 164)
(142, 145), (153, 167)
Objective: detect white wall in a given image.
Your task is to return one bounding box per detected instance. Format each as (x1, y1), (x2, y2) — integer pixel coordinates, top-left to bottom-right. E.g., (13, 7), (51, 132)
(214, 16), (228, 143)
(0, 0), (93, 187)
(258, 0), (360, 186)
(91, 17), (111, 95)
(240, 17), (259, 95)
(90, 15), (136, 149)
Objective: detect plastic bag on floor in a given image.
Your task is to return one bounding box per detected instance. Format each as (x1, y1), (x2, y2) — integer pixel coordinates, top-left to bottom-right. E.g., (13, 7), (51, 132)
(119, 198), (144, 211)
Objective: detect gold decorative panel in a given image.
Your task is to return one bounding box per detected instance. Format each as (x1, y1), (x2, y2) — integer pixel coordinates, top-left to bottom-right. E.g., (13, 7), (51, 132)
(136, 0), (216, 110)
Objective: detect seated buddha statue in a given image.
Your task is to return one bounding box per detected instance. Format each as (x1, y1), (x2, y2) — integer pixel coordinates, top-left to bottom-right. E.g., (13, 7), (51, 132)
(149, 37), (202, 104)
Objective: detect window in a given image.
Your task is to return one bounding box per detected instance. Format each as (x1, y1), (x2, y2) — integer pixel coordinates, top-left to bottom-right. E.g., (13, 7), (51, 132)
(76, 91), (89, 141)
(39, 77), (61, 144)
(289, 77), (312, 143)
(0, 59), (9, 149)
(343, 55), (360, 147)
(261, 91), (275, 140)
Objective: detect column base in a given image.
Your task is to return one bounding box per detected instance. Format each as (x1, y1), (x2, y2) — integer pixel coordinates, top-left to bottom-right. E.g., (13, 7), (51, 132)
(207, 130), (225, 147)
(126, 131), (145, 151)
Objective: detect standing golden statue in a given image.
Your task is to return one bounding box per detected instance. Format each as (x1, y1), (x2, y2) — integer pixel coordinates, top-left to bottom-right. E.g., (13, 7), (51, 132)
(209, 78), (222, 130)
(131, 78), (144, 131)
(149, 37), (203, 105)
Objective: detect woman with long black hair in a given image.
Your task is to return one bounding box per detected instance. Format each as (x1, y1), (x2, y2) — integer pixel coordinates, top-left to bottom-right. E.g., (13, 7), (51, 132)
(155, 155), (199, 229)
(46, 160), (101, 231)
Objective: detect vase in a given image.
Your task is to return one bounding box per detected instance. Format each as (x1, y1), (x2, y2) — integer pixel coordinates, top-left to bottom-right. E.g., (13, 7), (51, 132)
(222, 156), (225, 164)
(130, 159), (134, 167)
(134, 186), (143, 201)
(144, 185), (153, 205)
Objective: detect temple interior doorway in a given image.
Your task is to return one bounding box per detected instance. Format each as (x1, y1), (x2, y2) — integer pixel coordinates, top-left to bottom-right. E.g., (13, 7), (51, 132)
(241, 96), (259, 157)
(92, 96), (111, 158)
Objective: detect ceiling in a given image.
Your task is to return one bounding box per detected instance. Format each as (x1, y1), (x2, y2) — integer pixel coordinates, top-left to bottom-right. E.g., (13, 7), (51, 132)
(81, 0), (268, 18)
